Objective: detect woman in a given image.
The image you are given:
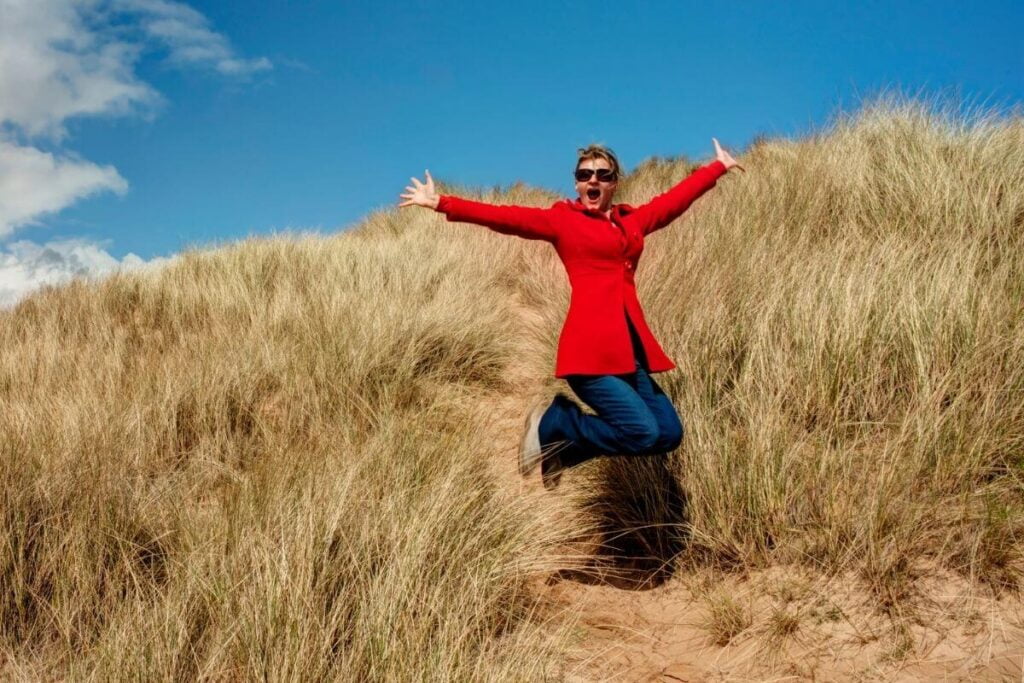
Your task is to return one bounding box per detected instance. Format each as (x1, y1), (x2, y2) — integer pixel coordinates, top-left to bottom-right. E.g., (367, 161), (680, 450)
(399, 140), (742, 488)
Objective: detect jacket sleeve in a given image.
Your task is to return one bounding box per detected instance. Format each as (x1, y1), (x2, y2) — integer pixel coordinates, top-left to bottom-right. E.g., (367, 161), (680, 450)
(435, 195), (558, 242)
(631, 160), (728, 236)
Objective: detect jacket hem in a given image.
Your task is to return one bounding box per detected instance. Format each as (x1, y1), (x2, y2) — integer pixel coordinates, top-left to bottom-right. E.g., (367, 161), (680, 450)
(554, 361), (676, 379)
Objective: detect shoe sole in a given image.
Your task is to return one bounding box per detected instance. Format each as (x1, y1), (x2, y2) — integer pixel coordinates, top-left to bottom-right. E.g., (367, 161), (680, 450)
(519, 400), (545, 477)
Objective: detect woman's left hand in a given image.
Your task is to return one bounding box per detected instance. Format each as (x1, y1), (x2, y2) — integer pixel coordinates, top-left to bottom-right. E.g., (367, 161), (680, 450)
(713, 138), (745, 173)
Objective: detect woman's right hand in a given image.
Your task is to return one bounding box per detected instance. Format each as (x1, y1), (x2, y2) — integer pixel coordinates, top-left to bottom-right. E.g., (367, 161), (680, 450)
(398, 170), (440, 209)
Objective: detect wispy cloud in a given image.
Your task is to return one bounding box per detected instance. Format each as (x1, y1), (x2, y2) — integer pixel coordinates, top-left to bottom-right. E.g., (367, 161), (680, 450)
(115, 0), (272, 77)
(0, 0), (270, 306)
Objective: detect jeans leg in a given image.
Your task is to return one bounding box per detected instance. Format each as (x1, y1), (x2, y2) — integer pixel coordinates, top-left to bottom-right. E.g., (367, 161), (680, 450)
(632, 364), (684, 453)
(625, 309), (684, 453)
(539, 374), (660, 469)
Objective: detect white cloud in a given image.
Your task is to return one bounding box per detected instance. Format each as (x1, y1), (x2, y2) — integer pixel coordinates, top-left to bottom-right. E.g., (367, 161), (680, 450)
(0, 0), (271, 138)
(0, 0), (271, 227)
(0, 237), (173, 309)
(0, 139), (128, 236)
(0, 0), (158, 138)
(0, 0), (267, 303)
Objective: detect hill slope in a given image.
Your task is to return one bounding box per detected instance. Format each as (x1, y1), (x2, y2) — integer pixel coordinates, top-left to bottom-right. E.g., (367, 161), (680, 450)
(2, 94), (1022, 680)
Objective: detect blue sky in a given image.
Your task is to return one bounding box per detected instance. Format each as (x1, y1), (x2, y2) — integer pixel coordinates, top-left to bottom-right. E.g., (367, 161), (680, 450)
(1, 0), (1021, 305)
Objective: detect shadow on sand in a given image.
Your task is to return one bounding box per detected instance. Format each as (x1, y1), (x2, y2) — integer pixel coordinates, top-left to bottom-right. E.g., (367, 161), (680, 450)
(549, 454), (689, 591)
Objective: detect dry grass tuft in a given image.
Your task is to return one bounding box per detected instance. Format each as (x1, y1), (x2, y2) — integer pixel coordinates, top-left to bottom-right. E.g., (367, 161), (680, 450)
(767, 605), (802, 641)
(703, 592), (754, 646)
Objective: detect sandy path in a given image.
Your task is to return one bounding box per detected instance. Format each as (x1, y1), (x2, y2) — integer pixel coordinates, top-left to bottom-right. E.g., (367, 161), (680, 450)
(475, 295), (1024, 682)
(467, 294), (722, 680)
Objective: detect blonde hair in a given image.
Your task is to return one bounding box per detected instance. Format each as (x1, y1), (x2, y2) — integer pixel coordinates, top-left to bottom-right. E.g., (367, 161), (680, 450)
(575, 144), (622, 177)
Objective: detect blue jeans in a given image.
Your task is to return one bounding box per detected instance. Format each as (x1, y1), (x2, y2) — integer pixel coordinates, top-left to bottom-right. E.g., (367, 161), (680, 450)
(538, 314), (684, 468)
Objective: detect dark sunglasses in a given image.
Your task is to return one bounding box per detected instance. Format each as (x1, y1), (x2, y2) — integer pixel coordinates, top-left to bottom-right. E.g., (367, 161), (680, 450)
(574, 168), (618, 182)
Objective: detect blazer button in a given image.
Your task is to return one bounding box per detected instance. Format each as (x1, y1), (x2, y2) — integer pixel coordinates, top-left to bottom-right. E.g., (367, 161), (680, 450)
(624, 262), (632, 269)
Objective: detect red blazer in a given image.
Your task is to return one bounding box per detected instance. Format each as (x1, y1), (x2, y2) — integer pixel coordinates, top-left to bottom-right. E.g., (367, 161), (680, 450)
(436, 160), (728, 378)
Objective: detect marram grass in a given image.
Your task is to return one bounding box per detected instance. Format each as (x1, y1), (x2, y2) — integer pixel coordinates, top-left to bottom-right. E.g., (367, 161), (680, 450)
(1, 93), (1022, 678)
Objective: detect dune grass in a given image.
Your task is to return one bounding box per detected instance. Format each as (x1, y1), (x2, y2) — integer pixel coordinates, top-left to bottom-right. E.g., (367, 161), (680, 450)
(1, 92), (1022, 678)
(0, 227), (578, 679)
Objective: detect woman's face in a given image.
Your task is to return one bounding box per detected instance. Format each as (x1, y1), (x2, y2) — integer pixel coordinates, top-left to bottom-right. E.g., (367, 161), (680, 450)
(575, 157), (618, 212)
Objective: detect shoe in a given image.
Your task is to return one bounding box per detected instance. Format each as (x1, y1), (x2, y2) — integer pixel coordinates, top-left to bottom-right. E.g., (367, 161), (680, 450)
(519, 398), (548, 477)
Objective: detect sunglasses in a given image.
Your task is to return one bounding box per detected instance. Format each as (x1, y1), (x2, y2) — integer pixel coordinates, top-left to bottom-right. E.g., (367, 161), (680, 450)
(574, 168), (618, 182)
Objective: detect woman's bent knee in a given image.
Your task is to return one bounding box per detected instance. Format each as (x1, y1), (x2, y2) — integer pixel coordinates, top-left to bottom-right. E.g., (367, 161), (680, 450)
(621, 421), (660, 453)
(659, 418), (683, 452)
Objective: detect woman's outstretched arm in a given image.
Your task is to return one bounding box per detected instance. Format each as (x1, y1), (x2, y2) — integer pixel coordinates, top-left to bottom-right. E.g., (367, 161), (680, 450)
(631, 138), (743, 237)
(399, 170), (557, 243)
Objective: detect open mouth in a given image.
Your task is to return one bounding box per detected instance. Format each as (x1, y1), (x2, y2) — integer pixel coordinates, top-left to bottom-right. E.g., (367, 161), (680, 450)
(586, 188), (601, 201)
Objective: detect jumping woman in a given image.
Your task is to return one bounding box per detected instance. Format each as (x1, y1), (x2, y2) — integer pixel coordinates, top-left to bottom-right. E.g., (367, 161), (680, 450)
(398, 140), (742, 488)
